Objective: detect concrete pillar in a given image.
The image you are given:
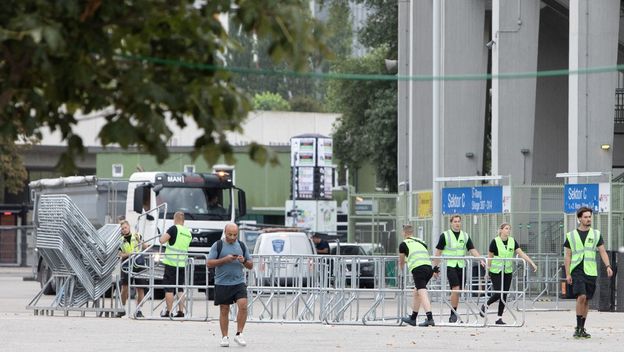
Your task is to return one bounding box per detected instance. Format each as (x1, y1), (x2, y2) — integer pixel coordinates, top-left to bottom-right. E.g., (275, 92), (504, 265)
(411, 0), (487, 191)
(492, 0), (541, 183)
(411, 0), (433, 192)
(568, 0), (619, 174)
(397, 0), (411, 194)
(441, 0), (487, 179)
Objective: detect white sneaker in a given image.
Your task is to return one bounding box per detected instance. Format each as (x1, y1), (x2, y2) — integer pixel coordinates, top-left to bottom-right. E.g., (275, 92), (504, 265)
(234, 334), (247, 346)
(220, 336), (229, 347)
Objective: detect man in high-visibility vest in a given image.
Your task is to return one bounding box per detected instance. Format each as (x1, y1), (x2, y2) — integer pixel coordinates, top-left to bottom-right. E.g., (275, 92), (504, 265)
(564, 207), (613, 339)
(117, 220), (148, 318)
(433, 215), (484, 323)
(399, 224), (437, 327)
(159, 211), (192, 318)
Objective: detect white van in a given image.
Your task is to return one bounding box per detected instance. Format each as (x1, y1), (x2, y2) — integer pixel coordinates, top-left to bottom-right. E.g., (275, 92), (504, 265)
(253, 231), (316, 286)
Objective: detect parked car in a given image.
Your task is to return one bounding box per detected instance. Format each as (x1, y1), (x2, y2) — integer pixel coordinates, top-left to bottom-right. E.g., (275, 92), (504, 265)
(356, 243), (386, 255)
(253, 230), (316, 286)
(329, 243), (375, 288)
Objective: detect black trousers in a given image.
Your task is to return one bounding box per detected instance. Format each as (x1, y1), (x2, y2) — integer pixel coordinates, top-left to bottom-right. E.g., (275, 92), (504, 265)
(487, 272), (513, 316)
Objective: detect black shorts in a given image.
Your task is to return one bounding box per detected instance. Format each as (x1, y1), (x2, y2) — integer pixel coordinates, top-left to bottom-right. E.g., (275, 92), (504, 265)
(163, 265), (186, 293)
(572, 270), (596, 300)
(411, 265), (433, 290)
(120, 263), (148, 287)
(214, 283), (248, 306)
(447, 266), (465, 288)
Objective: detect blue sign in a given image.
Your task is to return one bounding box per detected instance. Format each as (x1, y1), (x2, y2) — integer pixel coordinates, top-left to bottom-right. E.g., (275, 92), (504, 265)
(563, 184), (599, 213)
(442, 186), (503, 214)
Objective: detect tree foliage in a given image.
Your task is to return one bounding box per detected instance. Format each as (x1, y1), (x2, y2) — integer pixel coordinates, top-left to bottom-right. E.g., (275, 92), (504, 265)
(289, 95), (325, 112)
(329, 0), (398, 191)
(228, 0), (352, 108)
(253, 92), (290, 111)
(354, 0), (398, 59)
(328, 47), (397, 192)
(0, 0), (329, 193)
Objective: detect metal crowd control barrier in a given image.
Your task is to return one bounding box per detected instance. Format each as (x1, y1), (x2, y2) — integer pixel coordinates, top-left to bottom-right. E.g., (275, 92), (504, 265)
(420, 256), (527, 327)
(246, 254), (404, 326)
(509, 254), (569, 312)
(29, 228), (534, 327)
(125, 250), (212, 321)
(27, 195), (124, 317)
(243, 254), (526, 327)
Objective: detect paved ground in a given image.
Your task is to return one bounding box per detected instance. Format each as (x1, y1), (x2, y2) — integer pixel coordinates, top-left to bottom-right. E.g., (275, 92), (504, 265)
(1, 267), (622, 352)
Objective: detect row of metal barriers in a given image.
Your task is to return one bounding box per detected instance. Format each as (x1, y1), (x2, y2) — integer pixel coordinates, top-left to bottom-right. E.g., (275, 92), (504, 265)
(100, 252), (570, 327)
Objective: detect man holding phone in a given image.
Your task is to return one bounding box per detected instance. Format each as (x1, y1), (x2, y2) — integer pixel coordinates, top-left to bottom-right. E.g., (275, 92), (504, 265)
(207, 223), (253, 347)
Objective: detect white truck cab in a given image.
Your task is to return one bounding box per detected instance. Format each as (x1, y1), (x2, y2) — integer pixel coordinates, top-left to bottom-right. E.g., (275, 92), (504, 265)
(126, 168), (246, 242)
(125, 168), (246, 288)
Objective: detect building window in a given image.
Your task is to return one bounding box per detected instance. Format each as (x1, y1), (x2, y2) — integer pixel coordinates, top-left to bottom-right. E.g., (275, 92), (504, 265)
(112, 164), (124, 178)
(184, 164), (195, 173)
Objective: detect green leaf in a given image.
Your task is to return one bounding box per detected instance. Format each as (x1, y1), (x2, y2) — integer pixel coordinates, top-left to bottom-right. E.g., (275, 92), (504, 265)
(42, 25), (65, 52)
(28, 27), (42, 43)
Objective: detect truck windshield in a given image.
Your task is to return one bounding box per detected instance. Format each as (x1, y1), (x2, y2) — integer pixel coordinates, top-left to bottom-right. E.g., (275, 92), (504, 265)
(157, 187), (231, 220)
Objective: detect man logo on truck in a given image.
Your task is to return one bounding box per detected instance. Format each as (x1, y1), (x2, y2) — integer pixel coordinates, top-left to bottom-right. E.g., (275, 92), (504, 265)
(167, 176), (184, 183)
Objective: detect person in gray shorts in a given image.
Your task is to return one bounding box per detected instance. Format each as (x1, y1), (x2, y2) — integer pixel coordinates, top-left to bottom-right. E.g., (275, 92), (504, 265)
(207, 223), (253, 347)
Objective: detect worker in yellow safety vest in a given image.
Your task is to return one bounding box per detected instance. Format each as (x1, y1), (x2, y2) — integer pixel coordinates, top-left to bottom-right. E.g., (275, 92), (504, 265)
(432, 215), (485, 323)
(481, 222), (537, 325)
(399, 224), (437, 327)
(159, 211), (192, 318)
(564, 207), (613, 339)
(117, 220), (149, 318)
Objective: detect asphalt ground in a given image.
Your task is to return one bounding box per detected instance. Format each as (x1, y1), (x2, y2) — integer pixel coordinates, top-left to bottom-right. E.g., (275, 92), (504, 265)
(0, 267), (622, 352)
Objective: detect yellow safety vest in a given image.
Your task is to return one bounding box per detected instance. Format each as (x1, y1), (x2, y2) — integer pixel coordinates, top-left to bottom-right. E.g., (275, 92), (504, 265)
(162, 225), (192, 268)
(489, 236), (515, 274)
(566, 229), (599, 277)
(404, 237), (431, 272)
(120, 233), (141, 254)
(442, 230), (468, 268)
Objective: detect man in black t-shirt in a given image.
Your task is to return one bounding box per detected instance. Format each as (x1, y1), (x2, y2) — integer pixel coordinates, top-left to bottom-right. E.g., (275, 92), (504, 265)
(482, 223), (537, 325)
(312, 234), (329, 254)
(399, 224), (437, 327)
(432, 215), (484, 323)
(564, 207), (613, 339)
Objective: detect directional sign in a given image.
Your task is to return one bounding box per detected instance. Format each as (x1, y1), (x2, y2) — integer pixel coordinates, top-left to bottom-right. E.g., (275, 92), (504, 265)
(563, 183), (599, 213)
(442, 186), (503, 214)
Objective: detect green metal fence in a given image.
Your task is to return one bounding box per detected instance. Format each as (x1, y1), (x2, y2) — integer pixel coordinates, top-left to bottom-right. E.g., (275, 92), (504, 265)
(348, 183), (624, 255)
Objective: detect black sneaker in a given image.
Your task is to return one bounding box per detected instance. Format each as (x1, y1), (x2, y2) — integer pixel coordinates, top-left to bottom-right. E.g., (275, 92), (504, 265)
(418, 319), (435, 327)
(579, 328), (591, 339)
(401, 316), (416, 326)
(116, 311), (126, 318)
(495, 318), (506, 325)
(174, 311), (185, 318)
(573, 327), (582, 339)
(160, 310), (171, 318)
(449, 314), (458, 323)
(135, 310), (144, 318)
(479, 305), (486, 318)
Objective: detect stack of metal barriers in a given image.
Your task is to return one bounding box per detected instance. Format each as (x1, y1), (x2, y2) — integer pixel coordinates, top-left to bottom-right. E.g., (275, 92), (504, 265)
(30, 194), (121, 311)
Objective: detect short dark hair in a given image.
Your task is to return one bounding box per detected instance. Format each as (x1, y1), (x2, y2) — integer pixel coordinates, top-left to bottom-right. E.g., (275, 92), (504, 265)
(312, 233), (321, 238)
(450, 215), (462, 222)
(576, 206), (593, 218)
